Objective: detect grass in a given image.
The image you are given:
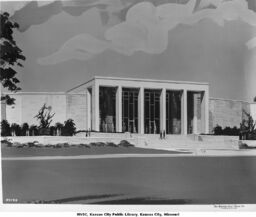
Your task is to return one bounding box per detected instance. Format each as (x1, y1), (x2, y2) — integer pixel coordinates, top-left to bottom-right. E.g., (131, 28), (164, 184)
(1, 146), (183, 157)
(2, 156), (256, 204)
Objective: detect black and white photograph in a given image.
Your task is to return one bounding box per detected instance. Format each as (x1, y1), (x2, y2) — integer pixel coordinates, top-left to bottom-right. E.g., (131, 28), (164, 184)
(0, 0), (256, 214)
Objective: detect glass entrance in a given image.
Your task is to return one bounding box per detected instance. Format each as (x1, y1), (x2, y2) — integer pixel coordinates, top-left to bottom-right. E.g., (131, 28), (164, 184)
(166, 90), (182, 134)
(187, 91), (203, 134)
(144, 89), (161, 134)
(99, 87), (116, 132)
(122, 88), (139, 133)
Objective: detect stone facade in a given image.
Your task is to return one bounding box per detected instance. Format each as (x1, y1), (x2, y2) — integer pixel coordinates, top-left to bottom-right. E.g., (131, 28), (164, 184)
(1, 77), (254, 135)
(66, 94), (87, 131)
(209, 98), (250, 133)
(2, 93), (86, 131)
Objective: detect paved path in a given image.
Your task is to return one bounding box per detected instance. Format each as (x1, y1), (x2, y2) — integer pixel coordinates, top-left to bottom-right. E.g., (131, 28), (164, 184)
(2, 150), (256, 161)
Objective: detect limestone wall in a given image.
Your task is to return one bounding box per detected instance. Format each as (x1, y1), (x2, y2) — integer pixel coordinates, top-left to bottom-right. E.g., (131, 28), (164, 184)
(250, 103), (256, 121)
(3, 93), (87, 131)
(209, 98), (250, 133)
(66, 94), (87, 131)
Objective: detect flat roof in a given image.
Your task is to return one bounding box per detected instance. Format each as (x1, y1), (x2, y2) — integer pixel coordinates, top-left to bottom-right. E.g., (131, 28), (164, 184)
(67, 76), (209, 93)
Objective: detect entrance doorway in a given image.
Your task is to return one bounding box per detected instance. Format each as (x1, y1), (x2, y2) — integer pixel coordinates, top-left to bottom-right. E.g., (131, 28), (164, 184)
(122, 88), (139, 133)
(166, 90), (182, 134)
(144, 89), (161, 134)
(187, 91), (204, 134)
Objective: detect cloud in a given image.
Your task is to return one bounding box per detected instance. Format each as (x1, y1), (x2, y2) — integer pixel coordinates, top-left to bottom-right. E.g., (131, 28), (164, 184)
(1, 0), (131, 32)
(107, 0), (197, 54)
(38, 0), (198, 64)
(246, 37), (256, 49)
(189, 0), (256, 48)
(38, 0), (256, 65)
(37, 33), (110, 65)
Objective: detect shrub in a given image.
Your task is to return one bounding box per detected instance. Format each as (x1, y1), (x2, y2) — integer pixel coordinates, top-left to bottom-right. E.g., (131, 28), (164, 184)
(62, 119), (76, 136)
(29, 125), (39, 136)
(54, 144), (62, 148)
(10, 123), (21, 136)
(119, 140), (134, 147)
(1, 120), (11, 136)
(213, 125), (240, 136)
(55, 122), (63, 136)
(106, 142), (118, 147)
(63, 143), (70, 148)
(89, 142), (106, 147)
(1, 139), (13, 147)
(78, 143), (90, 148)
(49, 126), (56, 136)
(28, 142), (36, 148)
(213, 125), (222, 135)
(21, 123), (29, 136)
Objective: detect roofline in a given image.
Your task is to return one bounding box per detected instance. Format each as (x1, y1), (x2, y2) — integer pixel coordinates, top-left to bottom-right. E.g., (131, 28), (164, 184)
(209, 97), (251, 104)
(67, 75), (209, 93)
(1, 92), (84, 95)
(94, 76), (209, 85)
(66, 77), (95, 93)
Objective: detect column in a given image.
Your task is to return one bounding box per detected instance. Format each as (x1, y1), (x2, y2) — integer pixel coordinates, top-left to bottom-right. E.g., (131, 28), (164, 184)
(115, 86), (122, 132)
(193, 93), (198, 134)
(92, 83), (100, 131)
(160, 88), (166, 132)
(138, 87), (144, 134)
(86, 88), (91, 130)
(203, 89), (209, 134)
(181, 89), (187, 134)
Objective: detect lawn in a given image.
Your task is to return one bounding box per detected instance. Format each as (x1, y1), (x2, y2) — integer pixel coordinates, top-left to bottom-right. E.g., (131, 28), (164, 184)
(2, 156), (256, 204)
(1, 146), (182, 157)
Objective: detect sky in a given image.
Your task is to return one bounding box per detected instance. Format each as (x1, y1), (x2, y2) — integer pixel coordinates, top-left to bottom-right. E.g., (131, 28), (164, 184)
(1, 0), (256, 102)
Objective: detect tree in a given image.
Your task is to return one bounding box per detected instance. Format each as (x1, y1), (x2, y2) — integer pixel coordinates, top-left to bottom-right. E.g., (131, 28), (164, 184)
(1, 119), (11, 136)
(34, 104), (55, 129)
(240, 110), (256, 140)
(55, 122), (64, 136)
(62, 119), (76, 136)
(21, 122), (29, 136)
(0, 12), (25, 105)
(254, 96), (256, 102)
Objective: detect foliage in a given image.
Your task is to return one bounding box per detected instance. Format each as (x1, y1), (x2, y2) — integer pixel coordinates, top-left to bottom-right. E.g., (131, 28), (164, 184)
(213, 125), (222, 135)
(119, 140), (134, 147)
(21, 122), (29, 136)
(55, 122), (63, 136)
(62, 119), (76, 136)
(10, 123), (21, 136)
(49, 126), (56, 136)
(213, 125), (240, 136)
(29, 125), (39, 136)
(240, 110), (256, 140)
(1, 119), (11, 136)
(34, 104), (55, 129)
(55, 122), (64, 129)
(254, 96), (256, 102)
(0, 12), (26, 105)
(1, 138), (13, 147)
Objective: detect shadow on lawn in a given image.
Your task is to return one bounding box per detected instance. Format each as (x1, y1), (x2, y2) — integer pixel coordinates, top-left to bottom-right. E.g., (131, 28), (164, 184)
(91, 197), (193, 205)
(26, 194), (193, 205)
(26, 194), (122, 204)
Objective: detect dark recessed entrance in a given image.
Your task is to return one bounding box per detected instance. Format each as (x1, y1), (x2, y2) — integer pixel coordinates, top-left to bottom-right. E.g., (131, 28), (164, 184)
(144, 89), (161, 134)
(99, 86), (116, 132)
(166, 90), (182, 134)
(122, 88), (139, 133)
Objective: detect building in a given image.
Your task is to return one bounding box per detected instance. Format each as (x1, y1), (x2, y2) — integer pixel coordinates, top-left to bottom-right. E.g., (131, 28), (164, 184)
(1, 76), (252, 134)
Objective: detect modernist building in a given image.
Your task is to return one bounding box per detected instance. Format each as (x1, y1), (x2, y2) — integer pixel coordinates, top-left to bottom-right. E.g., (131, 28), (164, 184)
(67, 76), (209, 135)
(1, 76), (252, 135)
